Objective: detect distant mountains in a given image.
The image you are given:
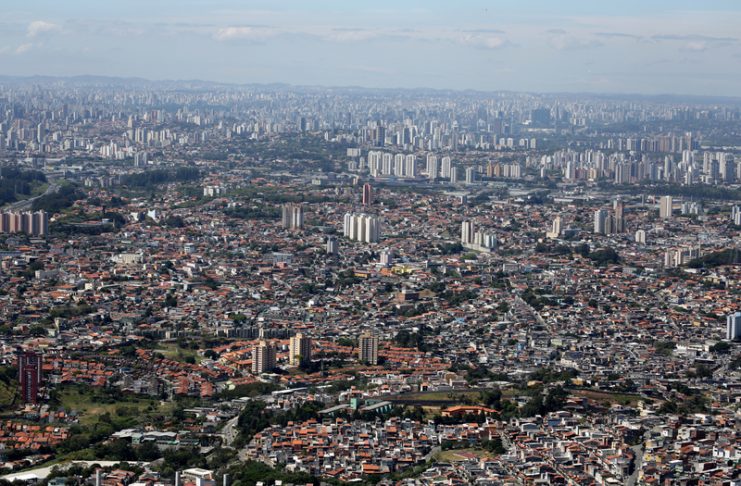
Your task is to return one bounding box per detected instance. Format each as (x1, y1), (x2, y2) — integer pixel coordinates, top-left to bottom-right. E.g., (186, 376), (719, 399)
(0, 74), (740, 104)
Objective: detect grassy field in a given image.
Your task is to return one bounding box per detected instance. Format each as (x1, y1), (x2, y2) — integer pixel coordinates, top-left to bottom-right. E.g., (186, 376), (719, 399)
(155, 342), (202, 364)
(57, 386), (167, 426)
(435, 448), (493, 462)
(573, 389), (644, 407)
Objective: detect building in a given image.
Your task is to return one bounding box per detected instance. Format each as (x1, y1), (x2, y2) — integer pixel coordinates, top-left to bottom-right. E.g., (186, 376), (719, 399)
(18, 351), (42, 404)
(359, 333), (379, 365)
(289, 333), (312, 366)
(465, 167), (476, 185)
(594, 209), (608, 234)
(252, 341), (277, 374)
(281, 204), (304, 230)
(635, 229), (647, 244)
(659, 195), (673, 219)
(362, 183), (373, 206)
(614, 199), (625, 233)
(343, 213), (381, 243)
(326, 236), (338, 255)
(0, 210), (48, 237)
(461, 221), (474, 245)
(727, 312), (741, 341)
(546, 216), (562, 239)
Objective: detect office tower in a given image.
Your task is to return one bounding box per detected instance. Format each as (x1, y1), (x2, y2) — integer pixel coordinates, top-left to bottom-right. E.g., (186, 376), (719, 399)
(343, 213), (380, 243)
(461, 221), (474, 245)
(252, 341), (277, 374)
(659, 196), (673, 219)
(326, 236), (338, 255)
(465, 167), (476, 184)
(635, 229), (647, 244)
(426, 154), (439, 180)
(359, 333), (379, 365)
(362, 183), (373, 206)
(18, 351), (42, 404)
(614, 200), (625, 233)
(594, 209), (608, 234)
(441, 156), (452, 178)
(546, 216), (562, 239)
(404, 154), (416, 178)
(289, 333), (312, 366)
(727, 312), (741, 341)
(281, 204), (304, 230)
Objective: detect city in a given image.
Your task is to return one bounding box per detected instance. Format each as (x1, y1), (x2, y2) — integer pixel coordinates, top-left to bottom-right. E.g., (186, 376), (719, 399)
(0, 2), (740, 486)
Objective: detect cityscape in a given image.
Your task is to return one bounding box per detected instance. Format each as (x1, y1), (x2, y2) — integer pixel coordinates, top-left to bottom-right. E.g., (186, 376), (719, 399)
(0, 2), (740, 486)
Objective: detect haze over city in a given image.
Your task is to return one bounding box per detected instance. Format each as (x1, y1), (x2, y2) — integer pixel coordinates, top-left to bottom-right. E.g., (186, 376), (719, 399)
(0, 2), (740, 486)
(2, 0), (741, 96)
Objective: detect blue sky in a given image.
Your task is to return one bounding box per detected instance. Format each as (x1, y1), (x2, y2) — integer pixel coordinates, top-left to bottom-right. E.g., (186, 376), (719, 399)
(2, 0), (741, 96)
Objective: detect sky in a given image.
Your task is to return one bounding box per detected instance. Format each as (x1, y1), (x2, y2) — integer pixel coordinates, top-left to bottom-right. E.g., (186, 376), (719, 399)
(2, 0), (741, 96)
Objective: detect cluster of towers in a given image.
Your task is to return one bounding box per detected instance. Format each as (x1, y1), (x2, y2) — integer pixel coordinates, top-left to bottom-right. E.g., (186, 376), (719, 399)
(593, 200), (626, 235)
(461, 221), (497, 251)
(343, 213), (381, 243)
(0, 210), (49, 237)
(281, 203), (304, 230)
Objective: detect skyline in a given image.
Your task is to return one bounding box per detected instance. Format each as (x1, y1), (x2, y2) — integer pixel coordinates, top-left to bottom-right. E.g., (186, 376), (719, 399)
(2, 0), (741, 97)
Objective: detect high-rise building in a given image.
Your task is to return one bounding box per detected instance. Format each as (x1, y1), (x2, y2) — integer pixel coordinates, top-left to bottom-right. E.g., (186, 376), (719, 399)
(546, 216), (562, 239)
(614, 200), (625, 233)
(727, 312), (741, 341)
(289, 333), (312, 366)
(0, 210), (48, 237)
(343, 213), (380, 243)
(594, 209), (608, 234)
(359, 333), (379, 365)
(465, 167), (476, 184)
(362, 183), (373, 206)
(252, 341), (277, 374)
(281, 204), (304, 230)
(659, 196), (673, 219)
(461, 221), (474, 245)
(326, 236), (338, 255)
(731, 206), (741, 226)
(426, 154), (438, 180)
(635, 229), (647, 244)
(441, 156), (452, 179)
(18, 351), (42, 404)
(404, 154), (417, 178)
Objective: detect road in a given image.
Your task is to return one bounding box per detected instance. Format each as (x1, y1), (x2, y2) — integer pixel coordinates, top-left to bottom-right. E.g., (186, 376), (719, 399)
(3, 181), (60, 212)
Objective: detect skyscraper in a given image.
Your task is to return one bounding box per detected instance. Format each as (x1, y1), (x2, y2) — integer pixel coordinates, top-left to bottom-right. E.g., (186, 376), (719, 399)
(359, 333), (379, 365)
(18, 351), (42, 404)
(659, 196), (673, 219)
(289, 333), (312, 366)
(252, 341), (277, 374)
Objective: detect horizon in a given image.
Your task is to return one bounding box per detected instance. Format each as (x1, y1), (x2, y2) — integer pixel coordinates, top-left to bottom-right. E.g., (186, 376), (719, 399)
(2, 0), (741, 97)
(2, 72), (741, 103)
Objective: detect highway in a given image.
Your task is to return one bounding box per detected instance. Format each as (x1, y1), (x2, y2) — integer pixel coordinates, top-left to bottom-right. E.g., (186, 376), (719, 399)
(2, 181), (60, 212)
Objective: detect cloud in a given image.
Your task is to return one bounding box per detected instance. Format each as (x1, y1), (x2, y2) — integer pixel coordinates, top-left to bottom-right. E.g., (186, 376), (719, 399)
(547, 30), (602, 50)
(594, 32), (643, 40)
(213, 24), (510, 50)
(27, 20), (60, 38)
(213, 26), (277, 42)
(652, 34), (736, 43)
(15, 43), (33, 54)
